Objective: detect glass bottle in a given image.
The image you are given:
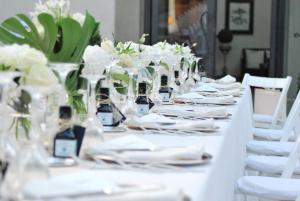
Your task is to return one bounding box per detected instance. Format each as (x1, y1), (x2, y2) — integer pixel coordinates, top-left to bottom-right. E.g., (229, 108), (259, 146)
(96, 88), (114, 126)
(135, 82), (149, 116)
(53, 106), (77, 158)
(159, 75), (172, 102)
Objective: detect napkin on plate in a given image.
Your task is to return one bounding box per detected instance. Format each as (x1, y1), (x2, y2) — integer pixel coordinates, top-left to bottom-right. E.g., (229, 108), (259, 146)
(127, 114), (216, 130)
(87, 135), (157, 154)
(208, 82), (242, 91)
(23, 171), (119, 199)
(90, 189), (186, 201)
(153, 105), (227, 118)
(119, 144), (204, 163)
(200, 89), (241, 97)
(191, 95), (235, 105)
(176, 92), (205, 99)
(192, 84), (219, 92)
(216, 75), (236, 84)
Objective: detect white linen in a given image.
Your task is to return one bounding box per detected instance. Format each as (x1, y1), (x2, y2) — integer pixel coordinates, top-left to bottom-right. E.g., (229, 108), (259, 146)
(88, 135), (157, 152)
(188, 96), (235, 105)
(245, 155), (300, 174)
(117, 144), (204, 163)
(127, 114), (216, 130)
(247, 140), (293, 156)
(153, 105), (227, 118)
(200, 89), (241, 97)
(208, 82), (242, 91)
(216, 75), (236, 84)
(236, 176), (300, 200)
(176, 92), (205, 99)
(192, 85), (219, 92)
(23, 171), (182, 201)
(49, 87), (253, 201)
(23, 171), (119, 199)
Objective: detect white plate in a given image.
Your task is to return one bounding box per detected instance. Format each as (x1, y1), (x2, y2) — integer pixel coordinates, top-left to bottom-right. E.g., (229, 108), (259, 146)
(48, 157), (77, 167)
(91, 152), (212, 166)
(103, 126), (127, 133)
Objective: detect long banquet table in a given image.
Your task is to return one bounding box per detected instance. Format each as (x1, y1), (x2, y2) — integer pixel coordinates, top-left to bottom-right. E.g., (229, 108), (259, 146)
(50, 87), (253, 201)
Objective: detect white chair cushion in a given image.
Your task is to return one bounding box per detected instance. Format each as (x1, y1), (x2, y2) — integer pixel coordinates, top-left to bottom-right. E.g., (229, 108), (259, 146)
(245, 50), (265, 69)
(246, 155), (300, 174)
(253, 127), (295, 141)
(247, 141), (294, 156)
(236, 176), (300, 200)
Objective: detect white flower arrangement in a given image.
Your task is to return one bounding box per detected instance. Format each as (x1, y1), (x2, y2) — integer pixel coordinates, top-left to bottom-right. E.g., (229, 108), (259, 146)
(30, 0), (87, 36)
(0, 44), (58, 86)
(83, 45), (112, 75)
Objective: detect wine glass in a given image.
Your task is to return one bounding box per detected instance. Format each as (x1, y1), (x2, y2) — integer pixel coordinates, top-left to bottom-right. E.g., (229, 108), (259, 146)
(0, 72), (21, 182)
(1, 84), (51, 200)
(80, 62), (105, 148)
(48, 63), (79, 105)
(121, 69), (137, 118)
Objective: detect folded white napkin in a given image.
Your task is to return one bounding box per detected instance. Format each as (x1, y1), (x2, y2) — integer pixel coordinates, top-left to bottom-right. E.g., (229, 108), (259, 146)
(23, 171), (119, 199)
(88, 135), (157, 153)
(137, 113), (177, 124)
(92, 189), (185, 201)
(153, 105), (227, 118)
(216, 75), (236, 84)
(192, 84), (219, 92)
(119, 144), (204, 163)
(191, 95), (235, 105)
(127, 114), (215, 131)
(208, 82), (242, 91)
(176, 92), (205, 99)
(200, 89), (241, 97)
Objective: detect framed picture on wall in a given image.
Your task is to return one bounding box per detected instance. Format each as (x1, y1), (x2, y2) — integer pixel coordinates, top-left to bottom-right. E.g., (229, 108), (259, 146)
(225, 0), (254, 35)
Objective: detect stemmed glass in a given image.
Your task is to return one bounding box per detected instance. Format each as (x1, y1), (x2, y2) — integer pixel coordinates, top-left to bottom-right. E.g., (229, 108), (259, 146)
(121, 69), (137, 118)
(0, 72), (21, 182)
(1, 84), (51, 200)
(80, 63), (105, 147)
(48, 63), (79, 105)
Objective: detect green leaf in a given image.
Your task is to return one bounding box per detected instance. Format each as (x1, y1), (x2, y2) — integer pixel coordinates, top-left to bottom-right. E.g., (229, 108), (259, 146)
(71, 12), (99, 63)
(38, 13), (58, 55)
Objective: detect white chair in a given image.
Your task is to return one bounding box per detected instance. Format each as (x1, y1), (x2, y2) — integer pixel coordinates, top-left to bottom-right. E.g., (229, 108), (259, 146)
(236, 134), (300, 200)
(247, 90), (300, 156)
(242, 73), (292, 129)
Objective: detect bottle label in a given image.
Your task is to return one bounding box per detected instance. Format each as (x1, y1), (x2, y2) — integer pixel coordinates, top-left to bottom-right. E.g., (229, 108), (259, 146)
(137, 104), (149, 116)
(160, 92), (170, 102)
(54, 139), (77, 157)
(97, 112), (113, 126)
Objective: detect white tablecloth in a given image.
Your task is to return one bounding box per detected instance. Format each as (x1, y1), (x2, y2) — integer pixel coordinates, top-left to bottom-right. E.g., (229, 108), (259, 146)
(50, 87), (253, 201)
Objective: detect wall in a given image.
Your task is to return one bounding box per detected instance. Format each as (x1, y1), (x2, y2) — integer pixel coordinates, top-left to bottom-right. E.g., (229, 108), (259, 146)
(0, 0), (116, 39)
(215, 0), (272, 77)
(115, 0), (144, 42)
(285, 0), (300, 98)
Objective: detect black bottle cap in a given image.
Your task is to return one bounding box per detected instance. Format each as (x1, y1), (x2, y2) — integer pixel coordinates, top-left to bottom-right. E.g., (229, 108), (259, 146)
(174, 70), (179, 78)
(99, 87), (110, 100)
(138, 82), (147, 94)
(161, 75), (168, 86)
(59, 106), (72, 119)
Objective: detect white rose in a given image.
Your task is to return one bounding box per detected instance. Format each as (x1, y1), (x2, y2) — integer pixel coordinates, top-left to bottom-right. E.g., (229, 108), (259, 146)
(24, 65), (59, 86)
(15, 45), (48, 71)
(118, 54), (134, 68)
(101, 39), (116, 54)
(83, 45), (111, 75)
(72, 12), (85, 26)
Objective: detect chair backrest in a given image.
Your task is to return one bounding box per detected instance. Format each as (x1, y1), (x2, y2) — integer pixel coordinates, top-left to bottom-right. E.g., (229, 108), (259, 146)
(242, 73), (292, 127)
(280, 90), (300, 141)
(281, 131), (300, 178)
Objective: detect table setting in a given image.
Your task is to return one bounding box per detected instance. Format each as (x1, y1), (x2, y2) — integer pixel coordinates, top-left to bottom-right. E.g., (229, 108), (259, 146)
(0, 0), (253, 201)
